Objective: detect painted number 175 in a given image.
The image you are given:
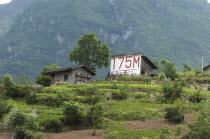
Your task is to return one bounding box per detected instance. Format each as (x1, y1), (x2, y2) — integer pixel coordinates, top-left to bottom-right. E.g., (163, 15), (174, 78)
(112, 56), (140, 70)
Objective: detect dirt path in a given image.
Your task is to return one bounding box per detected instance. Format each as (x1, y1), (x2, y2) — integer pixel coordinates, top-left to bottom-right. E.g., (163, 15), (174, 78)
(44, 130), (105, 139)
(0, 131), (13, 139)
(125, 113), (195, 131)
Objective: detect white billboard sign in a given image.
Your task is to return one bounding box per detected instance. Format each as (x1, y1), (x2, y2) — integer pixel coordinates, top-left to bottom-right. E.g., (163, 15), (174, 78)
(110, 54), (142, 75)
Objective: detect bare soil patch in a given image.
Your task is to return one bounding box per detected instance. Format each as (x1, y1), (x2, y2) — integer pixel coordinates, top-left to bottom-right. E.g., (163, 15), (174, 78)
(0, 131), (13, 139)
(125, 113), (195, 132)
(44, 129), (105, 139)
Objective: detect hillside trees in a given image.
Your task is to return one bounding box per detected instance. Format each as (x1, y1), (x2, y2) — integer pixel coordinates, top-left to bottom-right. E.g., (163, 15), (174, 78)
(156, 59), (178, 80)
(69, 33), (110, 72)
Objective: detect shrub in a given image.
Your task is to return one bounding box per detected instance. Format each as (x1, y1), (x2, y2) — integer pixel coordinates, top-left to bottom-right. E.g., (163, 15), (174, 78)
(158, 72), (166, 81)
(9, 111), (37, 130)
(143, 77), (151, 83)
(183, 101), (210, 139)
(165, 107), (184, 124)
(2, 74), (14, 89)
(112, 85), (130, 100)
(6, 85), (30, 98)
(15, 126), (34, 139)
(63, 101), (83, 125)
(26, 94), (38, 104)
(159, 59), (178, 80)
(36, 75), (52, 87)
(162, 81), (183, 103)
(40, 117), (62, 133)
(86, 103), (103, 128)
(134, 92), (147, 99)
(0, 100), (12, 120)
(188, 89), (204, 103)
(111, 81), (118, 89)
(159, 125), (172, 139)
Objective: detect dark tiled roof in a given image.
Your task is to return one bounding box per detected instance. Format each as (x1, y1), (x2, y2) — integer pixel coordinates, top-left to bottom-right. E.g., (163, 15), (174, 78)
(203, 64), (210, 70)
(43, 65), (96, 75)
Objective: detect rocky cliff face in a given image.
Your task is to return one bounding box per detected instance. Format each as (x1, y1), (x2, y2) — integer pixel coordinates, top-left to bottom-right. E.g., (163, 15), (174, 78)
(0, 0), (210, 79)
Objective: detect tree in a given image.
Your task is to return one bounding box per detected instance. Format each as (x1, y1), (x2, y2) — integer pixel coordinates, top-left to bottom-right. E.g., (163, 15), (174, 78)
(63, 101), (83, 125)
(0, 100), (12, 120)
(69, 33), (110, 72)
(162, 81), (183, 103)
(36, 75), (52, 87)
(159, 59), (178, 80)
(36, 64), (59, 86)
(41, 64), (60, 75)
(3, 74), (14, 89)
(183, 101), (210, 139)
(183, 63), (192, 72)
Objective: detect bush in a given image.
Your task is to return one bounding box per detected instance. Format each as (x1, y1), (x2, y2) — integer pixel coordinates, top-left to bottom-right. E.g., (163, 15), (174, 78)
(183, 101), (210, 139)
(63, 101), (83, 125)
(6, 85), (31, 98)
(165, 107), (184, 124)
(26, 94), (38, 104)
(112, 85), (130, 100)
(86, 104), (103, 128)
(9, 111), (37, 130)
(15, 126), (34, 139)
(188, 89), (204, 103)
(162, 81), (183, 103)
(158, 72), (167, 81)
(36, 75), (52, 87)
(3, 74), (14, 89)
(0, 100), (12, 120)
(40, 117), (62, 133)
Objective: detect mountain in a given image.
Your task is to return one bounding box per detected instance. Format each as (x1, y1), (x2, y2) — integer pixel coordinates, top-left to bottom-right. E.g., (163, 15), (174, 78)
(0, 0), (210, 79)
(0, 0), (33, 36)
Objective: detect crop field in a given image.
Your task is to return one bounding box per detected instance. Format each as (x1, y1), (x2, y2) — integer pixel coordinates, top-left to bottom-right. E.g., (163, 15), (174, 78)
(0, 72), (210, 138)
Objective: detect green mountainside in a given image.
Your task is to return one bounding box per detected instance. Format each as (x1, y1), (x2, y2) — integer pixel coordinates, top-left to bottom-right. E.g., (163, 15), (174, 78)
(0, 0), (33, 36)
(0, 0), (210, 79)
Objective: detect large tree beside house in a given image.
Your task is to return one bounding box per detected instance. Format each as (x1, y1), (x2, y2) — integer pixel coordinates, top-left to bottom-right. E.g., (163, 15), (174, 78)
(69, 33), (110, 72)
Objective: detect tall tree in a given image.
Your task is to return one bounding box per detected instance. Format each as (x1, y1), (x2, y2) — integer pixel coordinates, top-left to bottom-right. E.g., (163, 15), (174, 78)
(69, 33), (110, 72)
(158, 59), (178, 80)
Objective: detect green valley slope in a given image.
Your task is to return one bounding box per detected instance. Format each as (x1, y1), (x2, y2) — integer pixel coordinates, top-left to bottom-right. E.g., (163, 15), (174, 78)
(0, 0), (210, 79)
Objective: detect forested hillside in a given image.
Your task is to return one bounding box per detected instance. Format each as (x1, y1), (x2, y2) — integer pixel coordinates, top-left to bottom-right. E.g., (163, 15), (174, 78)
(0, 0), (210, 79)
(0, 0), (33, 36)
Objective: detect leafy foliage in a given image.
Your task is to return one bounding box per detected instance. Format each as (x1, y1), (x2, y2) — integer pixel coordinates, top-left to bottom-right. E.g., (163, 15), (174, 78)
(184, 101), (210, 139)
(162, 81), (183, 103)
(86, 103), (103, 128)
(3, 74), (14, 89)
(63, 101), (83, 125)
(36, 75), (52, 87)
(183, 63), (192, 73)
(14, 126), (34, 139)
(40, 117), (62, 133)
(69, 33), (110, 72)
(165, 107), (184, 124)
(0, 100), (12, 120)
(158, 59), (178, 80)
(41, 64), (60, 74)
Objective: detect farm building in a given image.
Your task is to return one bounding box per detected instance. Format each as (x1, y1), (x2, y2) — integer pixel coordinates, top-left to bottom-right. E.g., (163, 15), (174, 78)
(44, 65), (96, 84)
(203, 64), (210, 73)
(109, 53), (158, 76)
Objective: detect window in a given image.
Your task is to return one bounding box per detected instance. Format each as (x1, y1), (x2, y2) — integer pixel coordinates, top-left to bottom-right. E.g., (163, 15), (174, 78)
(64, 75), (68, 81)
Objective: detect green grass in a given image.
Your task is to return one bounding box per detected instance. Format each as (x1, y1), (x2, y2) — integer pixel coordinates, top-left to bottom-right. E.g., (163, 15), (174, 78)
(103, 100), (197, 121)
